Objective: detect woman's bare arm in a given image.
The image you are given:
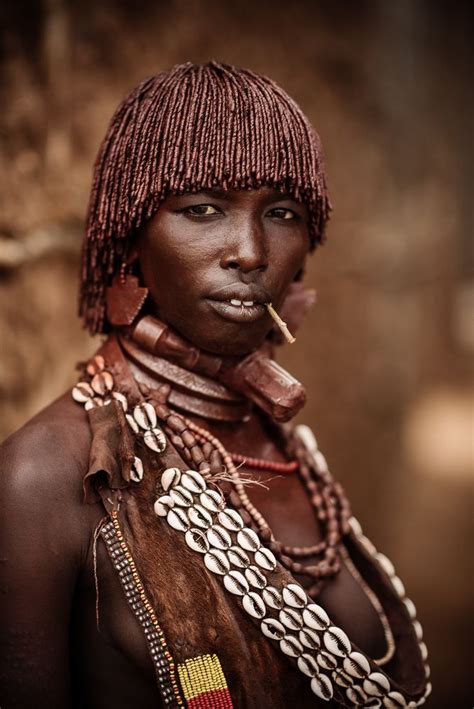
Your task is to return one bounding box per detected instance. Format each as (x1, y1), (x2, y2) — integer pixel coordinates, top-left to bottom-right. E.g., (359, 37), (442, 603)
(0, 408), (91, 708)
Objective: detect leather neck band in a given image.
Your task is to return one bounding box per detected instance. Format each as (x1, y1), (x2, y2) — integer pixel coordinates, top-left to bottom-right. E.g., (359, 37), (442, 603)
(119, 334), (252, 422)
(119, 314), (306, 422)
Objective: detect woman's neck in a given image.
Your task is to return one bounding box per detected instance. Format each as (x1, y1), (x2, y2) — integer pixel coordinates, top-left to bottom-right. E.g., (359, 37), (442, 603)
(116, 314), (307, 424)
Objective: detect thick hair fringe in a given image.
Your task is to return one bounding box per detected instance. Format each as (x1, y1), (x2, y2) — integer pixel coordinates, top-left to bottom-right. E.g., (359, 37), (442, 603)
(80, 61), (331, 334)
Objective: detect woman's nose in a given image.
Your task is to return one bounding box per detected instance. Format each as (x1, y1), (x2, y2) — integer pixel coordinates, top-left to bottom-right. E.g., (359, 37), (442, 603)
(219, 220), (268, 274)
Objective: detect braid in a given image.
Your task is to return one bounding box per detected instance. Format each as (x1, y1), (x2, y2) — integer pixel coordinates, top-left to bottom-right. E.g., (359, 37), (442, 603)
(80, 61), (331, 334)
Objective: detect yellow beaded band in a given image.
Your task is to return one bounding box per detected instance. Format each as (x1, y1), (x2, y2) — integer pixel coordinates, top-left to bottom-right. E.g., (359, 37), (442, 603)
(178, 654), (233, 708)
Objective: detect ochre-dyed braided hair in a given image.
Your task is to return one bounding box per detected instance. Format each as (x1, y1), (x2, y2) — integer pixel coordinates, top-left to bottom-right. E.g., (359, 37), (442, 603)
(80, 60), (331, 334)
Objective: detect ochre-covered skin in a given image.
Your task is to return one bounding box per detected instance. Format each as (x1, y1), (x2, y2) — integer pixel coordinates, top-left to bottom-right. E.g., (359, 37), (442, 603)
(0, 188), (389, 707)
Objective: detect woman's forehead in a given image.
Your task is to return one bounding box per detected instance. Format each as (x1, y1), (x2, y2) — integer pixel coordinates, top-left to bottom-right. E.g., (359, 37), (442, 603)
(167, 185), (302, 203)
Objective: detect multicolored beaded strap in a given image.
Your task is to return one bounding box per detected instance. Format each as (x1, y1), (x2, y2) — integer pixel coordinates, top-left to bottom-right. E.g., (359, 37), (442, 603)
(177, 654), (234, 709)
(101, 511), (184, 707)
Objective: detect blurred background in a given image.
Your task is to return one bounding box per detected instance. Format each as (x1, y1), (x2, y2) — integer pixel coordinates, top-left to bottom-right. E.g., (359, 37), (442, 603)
(0, 0), (472, 705)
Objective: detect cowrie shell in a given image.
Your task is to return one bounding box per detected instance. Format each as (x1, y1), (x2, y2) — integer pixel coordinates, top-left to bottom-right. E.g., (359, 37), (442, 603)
(161, 467), (181, 492)
(154, 494), (174, 517)
(242, 592), (266, 619)
(280, 636), (303, 658)
(217, 508), (244, 532)
(254, 547), (276, 571)
(181, 470), (206, 494)
(204, 549), (230, 575)
(359, 534), (377, 555)
(299, 627), (320, 650)
(133, 402), (157, 430)
(317, 650), (338, 671)
(413, 620), (423, 642)
(84, 397), (102, 411)
(237, 528), (260, 552)
(419, 641), (428, 662)
(332, 669), (353, 689)
(311, 674), (333, 701)
(303, 603), (330, 630)
(207, 525), (232, 550)
(244, 565), (267, 590)
(346, 685), (368, 704)
(170, 486), (194, 507)
(185, 528), (209, 554)
(383, 691), (407, 708)
(348, 516), (363, 537)
(363, 672), (391, 696)
(130, 456), (144, 482)
(279, 607), (303, 631)
(188, 505), (213, 529)
(261, 618), (286, 640)
(227, 546), (250, 568)
(112, 391), (128, 411)
(403, 597), (417, 620)
(126, 413), (139, 434)
(376, 552), (395, 577)
(199, 489), (225, 513)
(282, 583), (307, 609)
(262, 586), (283, 609)
(91, 371), (114, 396)
(223, 570), (249, 596)
(323, 626), (351, 657)
(86, 354), (105, 376)
(143, 427), (167, 453)
(314, 450), (328, 473)
(364, 699), (382, 708)
(295, 424), (318, 454)
(391, 576), (406, 598)
(297, 653), (319, 678)
(167, 507), (189, 532)
(72, 382), (94, 402)
(343, 651), (370, 678)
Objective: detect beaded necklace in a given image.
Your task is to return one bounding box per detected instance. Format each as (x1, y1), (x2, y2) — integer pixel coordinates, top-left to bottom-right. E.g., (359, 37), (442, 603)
(125, 385), (351, 595)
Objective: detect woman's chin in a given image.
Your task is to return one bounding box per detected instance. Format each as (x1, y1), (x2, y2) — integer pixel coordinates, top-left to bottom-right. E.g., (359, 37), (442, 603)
(192, 331), (265, 358)
(148, 306), (271, 358)
(177, 323), (269, 358)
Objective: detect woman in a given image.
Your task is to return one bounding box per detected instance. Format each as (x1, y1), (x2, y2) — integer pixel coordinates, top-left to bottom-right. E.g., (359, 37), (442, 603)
(0, 62), (430, 708)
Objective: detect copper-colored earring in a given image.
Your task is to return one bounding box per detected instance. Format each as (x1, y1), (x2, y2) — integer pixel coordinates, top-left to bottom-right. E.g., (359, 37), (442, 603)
(106, 261), (149, 327)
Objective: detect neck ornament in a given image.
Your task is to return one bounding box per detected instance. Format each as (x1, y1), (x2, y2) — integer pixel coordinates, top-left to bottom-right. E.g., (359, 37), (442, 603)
(124, 315), (306, 422)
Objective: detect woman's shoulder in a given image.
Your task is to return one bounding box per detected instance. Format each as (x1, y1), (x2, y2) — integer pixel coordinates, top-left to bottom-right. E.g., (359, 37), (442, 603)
(0, 390), (92, 509)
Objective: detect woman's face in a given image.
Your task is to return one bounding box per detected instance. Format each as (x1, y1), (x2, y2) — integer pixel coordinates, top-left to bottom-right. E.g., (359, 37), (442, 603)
(136, 186), (310, 356)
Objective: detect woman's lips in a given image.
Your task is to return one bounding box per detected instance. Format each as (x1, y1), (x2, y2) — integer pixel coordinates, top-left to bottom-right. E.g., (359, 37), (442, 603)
(205, 298), (267, 323)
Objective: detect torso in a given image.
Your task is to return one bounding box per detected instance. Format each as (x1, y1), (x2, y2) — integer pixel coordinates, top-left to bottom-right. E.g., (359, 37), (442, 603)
(2, 388), (387, 708)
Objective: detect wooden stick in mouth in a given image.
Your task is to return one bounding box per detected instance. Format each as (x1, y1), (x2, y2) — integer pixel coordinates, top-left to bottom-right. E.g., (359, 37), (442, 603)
(266, 303), (296, 344)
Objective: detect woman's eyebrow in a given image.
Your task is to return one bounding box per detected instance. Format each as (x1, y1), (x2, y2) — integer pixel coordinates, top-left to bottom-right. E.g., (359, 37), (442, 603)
(196, 187), (232, 200)
(271, 191), (298, 202)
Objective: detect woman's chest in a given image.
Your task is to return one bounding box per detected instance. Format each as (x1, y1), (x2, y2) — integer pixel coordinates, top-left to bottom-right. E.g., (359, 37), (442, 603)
(75, 525), (322, 709)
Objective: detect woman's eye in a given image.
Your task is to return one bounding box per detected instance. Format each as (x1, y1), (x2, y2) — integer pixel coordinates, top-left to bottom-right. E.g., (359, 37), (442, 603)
(268, 207), (298, 220)
(183, 204), (221, 216)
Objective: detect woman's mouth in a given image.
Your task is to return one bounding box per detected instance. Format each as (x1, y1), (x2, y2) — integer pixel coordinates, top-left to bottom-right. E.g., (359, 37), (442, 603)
(205, 298), (267, 323)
